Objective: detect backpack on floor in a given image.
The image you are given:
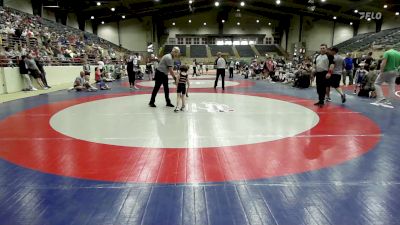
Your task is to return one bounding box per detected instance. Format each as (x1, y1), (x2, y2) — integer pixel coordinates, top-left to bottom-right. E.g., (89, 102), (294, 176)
(297, 75), (310, 88)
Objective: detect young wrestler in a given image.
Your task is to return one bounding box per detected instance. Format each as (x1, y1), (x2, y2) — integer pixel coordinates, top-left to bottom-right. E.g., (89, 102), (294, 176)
(174, 65), (190, 112)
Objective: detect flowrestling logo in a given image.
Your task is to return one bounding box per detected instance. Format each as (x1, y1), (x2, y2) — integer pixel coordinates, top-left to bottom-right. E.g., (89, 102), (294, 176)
(359, 12), (382, 20)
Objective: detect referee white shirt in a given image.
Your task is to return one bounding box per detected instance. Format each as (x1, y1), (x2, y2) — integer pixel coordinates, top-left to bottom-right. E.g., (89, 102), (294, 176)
(216, 57), (226, 69)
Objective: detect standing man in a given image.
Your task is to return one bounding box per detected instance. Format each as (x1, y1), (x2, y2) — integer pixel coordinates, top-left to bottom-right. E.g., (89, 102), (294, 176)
(214, 52), (226, 90)
(229, 58), (235, 78)
(343, 53), (354, 86)
(371, 48), (400, 108)
(313, 44), (335, 107)
(149, 47), (180, 107)
(127, 54), (139, 90)
(325, 47), (346, 103)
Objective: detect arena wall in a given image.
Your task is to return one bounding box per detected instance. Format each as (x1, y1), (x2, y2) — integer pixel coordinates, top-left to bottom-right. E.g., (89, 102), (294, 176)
(4, 0), (33, 14)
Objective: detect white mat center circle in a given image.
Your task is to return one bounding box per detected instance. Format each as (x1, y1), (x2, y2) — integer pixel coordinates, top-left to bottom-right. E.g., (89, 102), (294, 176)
(138, 80), (240, 88)
(50, 93), (319, 148)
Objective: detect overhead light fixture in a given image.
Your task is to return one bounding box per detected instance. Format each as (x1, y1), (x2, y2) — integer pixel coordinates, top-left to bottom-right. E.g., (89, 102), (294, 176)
(172, 22), (175, 26)
(350, 22), (353, 25)
(321, 0), (325, 2)
(204, 22), (207, 25)
(354, 9), (358, 13)
(90, 16), (94, 19)
(111, 7), (115, 11)
(268, 22), (271, 26)
(237, 22), (240, 25)
(188, 19), (192, 23)
(240, 1), (245, 6)
(215, 1), (220, 6)
(97, 2), (101, 6)
(256, 19), (259, 23)
(333, 16), (337, 19)
(276, 0), (281, 5)
(43, 4), (59, 8)
(122, 15), (125, 19)
(189, 0), (193, 3)
(101, 21), (104, 24)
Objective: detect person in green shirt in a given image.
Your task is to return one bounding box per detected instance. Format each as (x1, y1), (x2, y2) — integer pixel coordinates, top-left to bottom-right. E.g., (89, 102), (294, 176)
(371, 49), (400, 108)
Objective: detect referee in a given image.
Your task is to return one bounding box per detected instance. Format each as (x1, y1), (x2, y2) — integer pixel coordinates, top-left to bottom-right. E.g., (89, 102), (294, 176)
(313, 44), (334, 107)
(149, 47), (180, 107)
(214, 52), (226, 90)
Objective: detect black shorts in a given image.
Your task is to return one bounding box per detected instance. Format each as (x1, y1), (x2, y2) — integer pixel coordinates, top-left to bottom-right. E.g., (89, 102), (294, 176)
(177, 83), (187, 94)
(328, 74), (341, 88)
(29, 69), (40, 79)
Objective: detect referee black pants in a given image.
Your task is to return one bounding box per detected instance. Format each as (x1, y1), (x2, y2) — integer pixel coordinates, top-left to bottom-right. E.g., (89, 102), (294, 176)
(215, 68), (225, 89)
(149, 70), (171, 105)
(315, 71), (328, 103)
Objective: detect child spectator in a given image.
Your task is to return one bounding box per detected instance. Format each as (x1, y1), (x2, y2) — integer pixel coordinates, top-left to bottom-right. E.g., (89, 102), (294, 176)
(94, 67), (111, 90)
(353, 63), (368, 94)
(358, 63), (378, 98)
(68, 71), (97, 92)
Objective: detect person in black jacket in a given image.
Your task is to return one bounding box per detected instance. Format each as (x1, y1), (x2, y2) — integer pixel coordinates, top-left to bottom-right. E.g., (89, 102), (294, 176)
(34, 58), (51, 88)
(126, 54), (139, 89)
(19, 55), (36, 91)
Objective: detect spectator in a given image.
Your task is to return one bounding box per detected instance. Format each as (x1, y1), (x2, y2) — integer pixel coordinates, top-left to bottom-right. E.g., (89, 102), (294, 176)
(34, 57), (51, 88)
(25, 55), (46, 89)
(343, 53), (354, 85)
(69, 71), (97, 92)
(18, 55), (36, 91)
(353, 63), (368, 95)
(358, 63), (378, 98)
(371, 48), (400, 108)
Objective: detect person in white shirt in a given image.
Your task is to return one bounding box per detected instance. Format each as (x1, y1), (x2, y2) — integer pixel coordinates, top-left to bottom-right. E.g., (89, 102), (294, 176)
(214, 52), (226, 90)
(97, 60), (105, 72)
(313, 44), (335, 107)
(229, 59), (235, 78)
(192, 59), (197, 77)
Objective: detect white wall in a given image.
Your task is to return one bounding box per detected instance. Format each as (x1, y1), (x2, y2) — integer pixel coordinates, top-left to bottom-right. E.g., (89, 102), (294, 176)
(224, 13), (274, 37)
(42, 8), (56, 22)
(333, 23), (353, 45)
(358, 21), (375, 34)
(85, 21), (93, 34)
(382, 15), (400, 30)
(4, 0), (32, 14)
(302, 17), (334, 52)
(97, 22), (119, 46)
(0, 66), (84, 93)
(120, 18), (151, 52)
(67, 13), (79, 29)
(97, 19), (152, 51)
(0, 68), (6, 94)
(286, 15), (353, 53)
(165, 11), (219, 39)
(287, 15), (300, 53)
(164, 11), (275, 43)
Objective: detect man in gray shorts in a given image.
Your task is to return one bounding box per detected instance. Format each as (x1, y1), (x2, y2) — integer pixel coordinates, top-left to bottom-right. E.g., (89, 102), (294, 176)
(370, 48), (400, 108)
(149, 47), (180, 107)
